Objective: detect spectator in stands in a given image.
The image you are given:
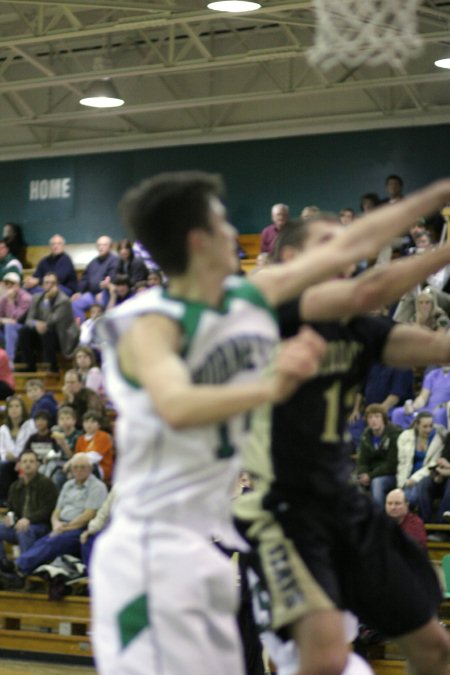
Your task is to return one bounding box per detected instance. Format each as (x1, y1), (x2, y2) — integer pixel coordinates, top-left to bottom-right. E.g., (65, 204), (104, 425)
(0, 449), (58, 570)
(0, 347), (15, 399)
(360, 193), (380, 213)
(0, 395), (36, 503)
(116, 239), (148, 288)
(25, 379), (58, 426)
(260, 203), (289, 254)
(0, 239), (22, 281)
(300, 205), (320, 220)
(79, 303), (103, 352)
(41, 406), (81, 488)
(396, 412), (447, 509)
(3, 223), (27, 267)
(347, 361), (414, 446)
(382, 174), (404, 204)
(410, 288), (450, 332)
(147, 268), (165, 288)
(417, 432), (450, 524)
(385, 488), (427, 550)
(70, 410), (114, 484)
(62, 369), (106, 429)
(71, 235), (119, 321)
(356, 404), (401, 506)
(105, 274), (133, 310)
(73, 345), (103, 396)
(80, 485), (115, 571)
(339, 208), (355, 226)
(0, 271), (32, 364)
(391, 366), (450, 429)
(24, 410), (59, 463)
(0, 454), (107, 587)
(18, 273), (79, 373)
(23, 234), (77, 297)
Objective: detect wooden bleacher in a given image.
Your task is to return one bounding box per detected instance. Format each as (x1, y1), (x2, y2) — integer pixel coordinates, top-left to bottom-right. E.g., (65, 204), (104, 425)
(0, 590), (92, 661)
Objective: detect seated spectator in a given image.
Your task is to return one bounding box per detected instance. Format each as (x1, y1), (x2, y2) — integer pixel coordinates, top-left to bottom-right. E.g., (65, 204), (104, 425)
(260, 203), (290, 254)
(23, 234), (78, 297)
(0, 239), (22, 281)
(339, 208), (355, 226)
(24, 410), (59, 463)
(18, 273), (79, 373)
(70, 411), (113, 484)
(0, 271), (32, 364)
(116, 239), (148, 288)
(71, 236), (119, 321)
(79, 303), (103, 353)
(62, 369), (107, 429)
(396, 412), (447, 509)
(300, 205), (320, 220)
(414, 232), (450, 292)
(79, 486), (115, 571)
(360, 193), (380, 214)
(410, 287), (449, 332)
(0, 454), (107, 587)
(147, 268), (165, 288)
(0, 396), (36, 502)
(417, 432), (450, 524)
(0, 346), (15, 399)
(0, 450), (58, 570)
(391, 366), (450, 428)
(385, 488), (427, 550)
(347, 361), (414, 446)
(3, 223), (27, 268)
(356, 404), (401, 507)
(25, 379), (58, 426)
(73, 345), (104, 396)
(105, 274), (133, 310)
(40, 406), (81, 489)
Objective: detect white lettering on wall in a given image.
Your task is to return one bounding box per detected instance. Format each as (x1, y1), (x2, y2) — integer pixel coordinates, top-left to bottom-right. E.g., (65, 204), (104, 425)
(29, 177), (71, 201)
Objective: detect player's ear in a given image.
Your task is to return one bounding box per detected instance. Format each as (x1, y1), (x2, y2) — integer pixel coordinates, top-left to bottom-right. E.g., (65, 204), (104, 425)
(187, 228), (209, 254)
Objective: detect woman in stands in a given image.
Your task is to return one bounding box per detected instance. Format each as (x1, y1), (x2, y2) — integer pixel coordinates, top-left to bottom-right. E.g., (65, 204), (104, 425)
(73, 345), (104, 396)
(116, 238), (148, 288)
(0, 395), (36, 503)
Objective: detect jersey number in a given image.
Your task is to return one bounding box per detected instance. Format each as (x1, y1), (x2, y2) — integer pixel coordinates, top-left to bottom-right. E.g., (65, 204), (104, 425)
(321, 381), (357, 443)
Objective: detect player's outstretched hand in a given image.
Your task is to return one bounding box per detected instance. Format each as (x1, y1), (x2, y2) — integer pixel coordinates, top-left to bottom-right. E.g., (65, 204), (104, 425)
(272, 326), (327, 402)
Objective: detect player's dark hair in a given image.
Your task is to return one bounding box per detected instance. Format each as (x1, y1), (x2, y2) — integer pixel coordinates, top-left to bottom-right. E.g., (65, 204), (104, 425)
(119, 171), (225, 275)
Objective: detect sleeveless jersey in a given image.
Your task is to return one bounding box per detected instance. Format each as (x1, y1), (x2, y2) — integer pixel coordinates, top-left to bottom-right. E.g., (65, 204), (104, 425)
(98, 277), (278, 543)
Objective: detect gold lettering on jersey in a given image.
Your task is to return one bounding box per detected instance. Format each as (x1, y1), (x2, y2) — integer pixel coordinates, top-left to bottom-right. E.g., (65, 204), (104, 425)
(319, 340), (364, 376)
(267, 543), (304, 609)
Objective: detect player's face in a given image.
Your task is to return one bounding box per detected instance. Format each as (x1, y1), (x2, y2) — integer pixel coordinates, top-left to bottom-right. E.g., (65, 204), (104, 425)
(367, 412), (385, 434)
(301, 222), (341, 252)
(206, 197), (239, 276)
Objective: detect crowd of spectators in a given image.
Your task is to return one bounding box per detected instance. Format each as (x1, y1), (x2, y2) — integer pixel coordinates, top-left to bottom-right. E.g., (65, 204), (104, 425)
(0, 170), (449, 593)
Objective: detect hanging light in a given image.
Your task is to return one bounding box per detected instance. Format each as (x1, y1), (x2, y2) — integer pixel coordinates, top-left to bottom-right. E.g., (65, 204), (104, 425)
(207, 1), (261, 12)
(79, 77), (124, 108)
(434, 58), (450, 70)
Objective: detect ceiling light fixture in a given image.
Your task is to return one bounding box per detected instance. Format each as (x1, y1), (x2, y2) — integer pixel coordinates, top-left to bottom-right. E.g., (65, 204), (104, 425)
(79, 78), (124, 108)
(434, 58), (450, 70)
(207, 1), (261, 12)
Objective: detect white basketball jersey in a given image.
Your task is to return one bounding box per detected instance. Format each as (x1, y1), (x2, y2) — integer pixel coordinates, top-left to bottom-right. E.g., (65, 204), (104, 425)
(98, 277), (278, 543)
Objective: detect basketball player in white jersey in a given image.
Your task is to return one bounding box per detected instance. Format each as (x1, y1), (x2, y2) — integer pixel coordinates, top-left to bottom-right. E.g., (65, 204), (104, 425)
(91, 171), (450, 674)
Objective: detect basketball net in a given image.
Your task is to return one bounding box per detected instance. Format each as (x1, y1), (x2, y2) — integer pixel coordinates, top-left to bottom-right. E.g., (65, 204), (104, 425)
(308, 0), (423, 70)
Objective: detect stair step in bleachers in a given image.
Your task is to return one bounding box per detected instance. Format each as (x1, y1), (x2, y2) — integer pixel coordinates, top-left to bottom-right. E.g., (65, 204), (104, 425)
(0, 591), (92, 659)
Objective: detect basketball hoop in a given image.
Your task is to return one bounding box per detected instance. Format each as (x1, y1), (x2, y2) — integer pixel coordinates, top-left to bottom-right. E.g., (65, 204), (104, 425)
(307, 0), (423, 71)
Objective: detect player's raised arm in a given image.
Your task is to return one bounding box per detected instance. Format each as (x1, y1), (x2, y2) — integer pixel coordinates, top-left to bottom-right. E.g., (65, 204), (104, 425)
(301, 239), (450, 322)
(253, 179), (450, 307)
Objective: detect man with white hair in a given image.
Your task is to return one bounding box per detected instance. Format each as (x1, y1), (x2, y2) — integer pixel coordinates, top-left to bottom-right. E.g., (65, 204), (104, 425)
(24, 234), (77, 296)
(71, 235), (119, 320)
(260, 203), (290, 254)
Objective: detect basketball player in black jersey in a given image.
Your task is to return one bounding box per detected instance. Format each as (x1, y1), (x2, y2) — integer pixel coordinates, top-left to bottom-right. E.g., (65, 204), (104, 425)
(236, 184), (450, 675)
